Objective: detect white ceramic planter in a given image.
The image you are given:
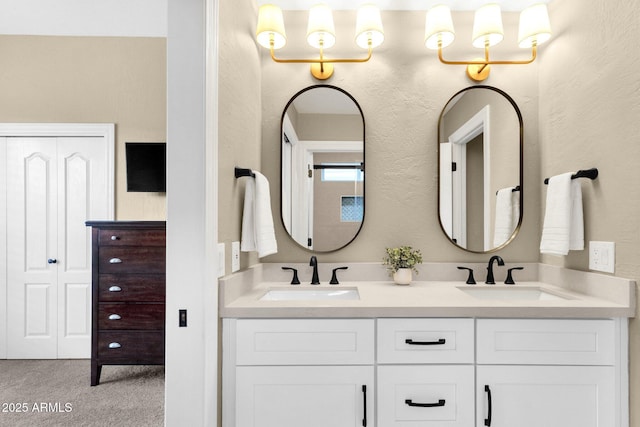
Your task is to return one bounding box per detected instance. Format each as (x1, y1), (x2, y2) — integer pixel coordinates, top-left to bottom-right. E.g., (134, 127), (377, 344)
(393, 268), (412, 285)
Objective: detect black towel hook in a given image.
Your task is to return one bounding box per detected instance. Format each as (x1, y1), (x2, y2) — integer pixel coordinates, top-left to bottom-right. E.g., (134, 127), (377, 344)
(235, 167), (255, 178)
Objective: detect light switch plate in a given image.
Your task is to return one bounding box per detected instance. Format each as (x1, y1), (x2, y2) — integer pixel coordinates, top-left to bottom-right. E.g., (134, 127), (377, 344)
(231, 241), (240, 272)
(217, 243), (226, 278)
(589, 241), (615, 273)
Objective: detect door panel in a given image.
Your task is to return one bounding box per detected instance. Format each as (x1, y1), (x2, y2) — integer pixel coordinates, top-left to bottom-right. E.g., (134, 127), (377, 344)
(477, 365), (615, 427)
(7, 139), (58, 358)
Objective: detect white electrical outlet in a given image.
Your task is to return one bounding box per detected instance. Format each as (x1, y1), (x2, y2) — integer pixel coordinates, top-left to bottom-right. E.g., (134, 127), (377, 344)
(589, 241), (615, 273)
(217, 243), (226, 278)
(231, 241), (240, 272)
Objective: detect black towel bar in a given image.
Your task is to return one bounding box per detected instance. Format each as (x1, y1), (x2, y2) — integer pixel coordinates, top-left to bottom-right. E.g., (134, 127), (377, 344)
(544, 168), (598, 185)
(234, 167), (255, 178)
(496, 185), (520, 195)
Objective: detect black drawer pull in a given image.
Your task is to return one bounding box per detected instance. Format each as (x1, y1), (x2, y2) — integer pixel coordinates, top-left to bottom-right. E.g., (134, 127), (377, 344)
(108, 342), (121, 349)
(405, 399), (446, 408)
(108, 286), (122, 292)
(405, 338), (446, 346)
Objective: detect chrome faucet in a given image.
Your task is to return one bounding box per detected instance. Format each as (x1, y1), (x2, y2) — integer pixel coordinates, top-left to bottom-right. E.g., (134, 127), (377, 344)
(309, 256), (320, 285)
(485, 255), (505, 284)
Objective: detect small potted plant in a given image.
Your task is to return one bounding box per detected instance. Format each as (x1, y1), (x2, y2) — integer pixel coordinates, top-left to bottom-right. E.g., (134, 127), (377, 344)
(383, 246), (423, 285)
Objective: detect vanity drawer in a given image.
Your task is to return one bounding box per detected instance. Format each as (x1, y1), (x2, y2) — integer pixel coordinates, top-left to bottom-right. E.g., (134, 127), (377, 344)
(377, 318), (474, 364)
(98, 274), (165, 302)
(98, 303), (165, 330)
(97, 331), (165, 363)
(235, 319), (375, 365)
(378, 365), (475, 426)
(476, 318), (616, 365)
(98, 247), (165, 274)
(98, 228), (165, 247)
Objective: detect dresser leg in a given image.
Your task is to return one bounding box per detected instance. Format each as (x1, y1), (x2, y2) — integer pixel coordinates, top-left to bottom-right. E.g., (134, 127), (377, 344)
(91, 362), (102, 386)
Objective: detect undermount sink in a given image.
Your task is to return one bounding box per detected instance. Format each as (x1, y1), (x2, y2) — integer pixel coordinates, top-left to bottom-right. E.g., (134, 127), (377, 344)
(458, 286), (571, 301)
(260, 287), (360, 301)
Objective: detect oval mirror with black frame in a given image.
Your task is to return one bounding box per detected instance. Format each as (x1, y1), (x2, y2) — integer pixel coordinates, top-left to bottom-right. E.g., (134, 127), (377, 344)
(281, 85), (365, 252)
(438, 85), (523, 253)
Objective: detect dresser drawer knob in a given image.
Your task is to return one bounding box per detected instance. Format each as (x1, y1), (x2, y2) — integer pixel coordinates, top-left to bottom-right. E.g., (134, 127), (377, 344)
(108, 286), (122, 292)
(108, 342), (121, 349)
(108, 314), (122, 320)
(109, 258), (122, 264)
(110, 235), (120, 241)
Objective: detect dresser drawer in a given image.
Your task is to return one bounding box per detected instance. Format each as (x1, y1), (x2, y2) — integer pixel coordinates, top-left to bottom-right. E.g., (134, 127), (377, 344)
(377, 318), (474, 364)
(476, 319), (616, 365)
(98, 228), (165, 247)
(98, 274), (165, 302)
(378, 365), (475, 426)
(99, 247), (165, 274)
(97, 331), (164, 363)
(98, 303), (165, 330)
(235, 319), (375, 365)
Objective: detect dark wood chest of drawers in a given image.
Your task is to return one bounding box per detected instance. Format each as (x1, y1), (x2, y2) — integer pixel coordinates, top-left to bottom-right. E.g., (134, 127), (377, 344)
(86, 221), (166, 386)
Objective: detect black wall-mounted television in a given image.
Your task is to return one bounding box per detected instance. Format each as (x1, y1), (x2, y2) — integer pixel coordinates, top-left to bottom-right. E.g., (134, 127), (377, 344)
(125, 142), (166, 192)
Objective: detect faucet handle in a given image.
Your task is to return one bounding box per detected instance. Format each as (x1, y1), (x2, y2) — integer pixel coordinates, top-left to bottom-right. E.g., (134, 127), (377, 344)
(330, 267), (349, 285)
(505, 267), (524, 285)
(281, 267), (300, 285)
(457, 267), (476, 285)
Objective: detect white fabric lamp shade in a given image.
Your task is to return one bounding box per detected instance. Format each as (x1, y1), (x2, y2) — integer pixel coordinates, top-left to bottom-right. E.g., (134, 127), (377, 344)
(472, 3), (504, 48)
(425, 4), (456, 49)
(307, 3), (336, 49)
(355, 4), (384, 49)
(256, 4), (287, 49)
(518, 3), (551, 48)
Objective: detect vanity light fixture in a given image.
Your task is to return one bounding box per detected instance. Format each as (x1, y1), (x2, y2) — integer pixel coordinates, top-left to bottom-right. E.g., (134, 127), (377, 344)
(256, 3), (384, 80)
(425, 3), (551, 81)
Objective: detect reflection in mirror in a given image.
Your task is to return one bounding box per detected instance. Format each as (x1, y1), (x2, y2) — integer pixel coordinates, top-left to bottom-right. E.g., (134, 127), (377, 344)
(281, 85), (365, 252)
(438, 86), (523, 253)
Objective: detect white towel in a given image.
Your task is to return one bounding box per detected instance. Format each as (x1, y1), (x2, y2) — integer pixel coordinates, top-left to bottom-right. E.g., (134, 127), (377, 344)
(540, 172), (584, 255)
(240, 171), (278, 258)
(493, 187), (519, 247)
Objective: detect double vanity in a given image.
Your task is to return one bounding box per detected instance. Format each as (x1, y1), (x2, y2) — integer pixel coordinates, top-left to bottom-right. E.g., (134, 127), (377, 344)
(220, 262), (635, 427)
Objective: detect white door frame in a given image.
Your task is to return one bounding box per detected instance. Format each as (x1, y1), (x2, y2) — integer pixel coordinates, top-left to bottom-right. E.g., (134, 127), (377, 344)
(448, 106), (491, 251)
(0, 123), (115, 359)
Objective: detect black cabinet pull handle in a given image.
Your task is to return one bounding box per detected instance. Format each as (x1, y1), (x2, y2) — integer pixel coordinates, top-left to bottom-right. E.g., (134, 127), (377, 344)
(405, 399), (446, 408)
(361, 385), (367, 426)
(484, 385), (492, 426)
(405, 338), (446, 346)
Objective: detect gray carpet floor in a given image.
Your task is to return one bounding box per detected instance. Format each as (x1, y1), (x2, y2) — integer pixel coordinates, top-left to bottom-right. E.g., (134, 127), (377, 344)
(0, 360), (164, 426)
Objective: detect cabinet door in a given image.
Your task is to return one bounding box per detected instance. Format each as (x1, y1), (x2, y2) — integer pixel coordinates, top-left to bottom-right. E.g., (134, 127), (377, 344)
(236, 366), (374, 427)
(378, 365), (474, 426)
(477, 365), (615, 427)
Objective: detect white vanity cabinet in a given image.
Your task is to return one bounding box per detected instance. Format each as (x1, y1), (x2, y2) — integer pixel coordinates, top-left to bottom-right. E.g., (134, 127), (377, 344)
(223, 318), (375, 427)
(223, 317), (627, 427)
(475, 319), (621, 427)
(377, 318), (475, 426)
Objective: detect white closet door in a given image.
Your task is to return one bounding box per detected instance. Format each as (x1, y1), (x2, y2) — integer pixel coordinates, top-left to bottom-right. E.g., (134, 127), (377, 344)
(56, 137), (110, 357)
(7, 138), (59, 358)
(6, 136), (111, 358)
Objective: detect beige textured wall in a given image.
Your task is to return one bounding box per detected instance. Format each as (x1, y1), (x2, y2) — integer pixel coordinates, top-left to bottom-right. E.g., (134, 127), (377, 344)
(0, 35), (167, 220)
(260, 10), (540, 264)
(539, 1), (640, 424)
(217, 0), (262, 273)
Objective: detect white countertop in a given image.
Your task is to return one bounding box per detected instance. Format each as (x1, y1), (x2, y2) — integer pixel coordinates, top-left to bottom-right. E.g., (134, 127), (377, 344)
(219, 263), (636, 319)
